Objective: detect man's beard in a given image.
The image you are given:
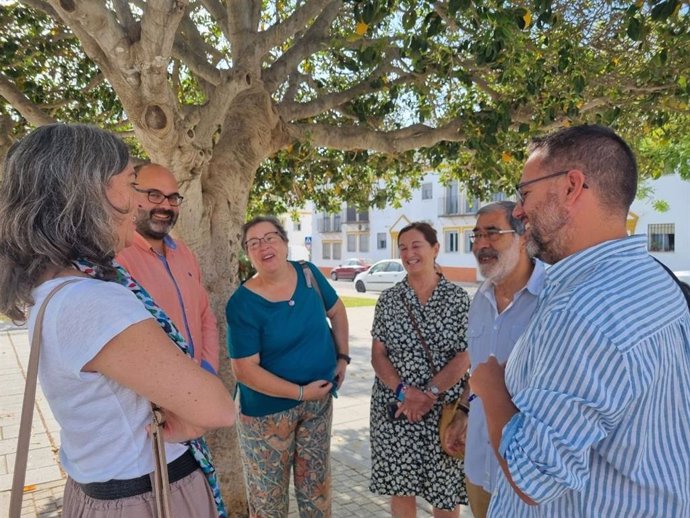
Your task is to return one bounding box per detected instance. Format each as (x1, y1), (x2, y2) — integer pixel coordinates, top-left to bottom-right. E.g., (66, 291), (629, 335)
(135, 208), (178, 240)
(525, 192), (569, 264)
(476, 238), (521, 283)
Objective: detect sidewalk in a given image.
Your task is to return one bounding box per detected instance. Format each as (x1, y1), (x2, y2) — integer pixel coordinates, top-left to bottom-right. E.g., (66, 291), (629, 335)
(0, 305), (473, 518)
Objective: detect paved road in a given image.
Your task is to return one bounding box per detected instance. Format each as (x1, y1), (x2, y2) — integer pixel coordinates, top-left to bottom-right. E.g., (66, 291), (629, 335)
(0, 282), (478, 518)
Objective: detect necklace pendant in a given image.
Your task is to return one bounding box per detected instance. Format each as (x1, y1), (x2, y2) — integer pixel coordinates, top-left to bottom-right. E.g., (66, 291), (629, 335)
(288, 300), (295, 306)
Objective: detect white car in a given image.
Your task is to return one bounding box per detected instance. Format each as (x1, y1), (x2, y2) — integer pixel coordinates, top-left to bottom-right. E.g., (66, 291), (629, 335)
(354, 259), (406, 293)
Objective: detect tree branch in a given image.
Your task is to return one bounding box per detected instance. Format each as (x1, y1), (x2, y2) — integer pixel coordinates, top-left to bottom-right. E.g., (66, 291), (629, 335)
(291, 120), (465, 154)
(139, 0), (186, 60)
(280, 64), (418, 121)
(172, 36), (222, 85)
(17, 0), (59, 18)
(112, 0), (140, 42)
(199, 0), (231, 40)
(263, 1), (341, 92)
(257, 0), (335, 57)
(0, 73), (56, 127)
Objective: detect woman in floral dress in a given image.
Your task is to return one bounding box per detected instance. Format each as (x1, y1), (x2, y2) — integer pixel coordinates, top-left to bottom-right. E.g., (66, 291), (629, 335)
(370, 221), (470, 517)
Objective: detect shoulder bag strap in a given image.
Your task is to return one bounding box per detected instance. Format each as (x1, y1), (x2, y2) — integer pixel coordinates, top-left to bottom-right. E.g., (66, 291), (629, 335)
(300, 261), (328, 315)
(652, 257), (690, 312)
(400, 293), (438, 375)
(151, 405), (172, 518)
(10, 279), (80, 518)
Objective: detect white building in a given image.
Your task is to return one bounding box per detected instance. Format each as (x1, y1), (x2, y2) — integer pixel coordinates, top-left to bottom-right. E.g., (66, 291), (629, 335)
(629, 173), (690, 272)
(281, 207), (313, 261)
(310, 172), (690, 280)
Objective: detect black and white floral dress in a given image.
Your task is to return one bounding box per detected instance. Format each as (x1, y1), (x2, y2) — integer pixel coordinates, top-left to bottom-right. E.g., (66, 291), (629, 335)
(369, 276), (470, 510)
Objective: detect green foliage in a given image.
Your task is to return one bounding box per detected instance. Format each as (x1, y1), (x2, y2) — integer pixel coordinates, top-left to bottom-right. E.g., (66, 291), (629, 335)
(2, 0), (689, 216)
(0, 4), (123, 131)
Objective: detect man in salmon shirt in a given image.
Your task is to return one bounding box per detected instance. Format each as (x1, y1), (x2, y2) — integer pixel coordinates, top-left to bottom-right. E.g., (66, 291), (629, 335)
(117, 163), (219, 374)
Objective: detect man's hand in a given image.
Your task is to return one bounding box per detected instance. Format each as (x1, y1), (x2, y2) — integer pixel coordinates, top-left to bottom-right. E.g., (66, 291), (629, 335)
(442, 411), (468, 456)
(471, 355), (507, 400)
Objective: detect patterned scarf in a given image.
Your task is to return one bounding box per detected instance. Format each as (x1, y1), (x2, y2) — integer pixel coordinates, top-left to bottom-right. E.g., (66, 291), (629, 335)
(74, 258), (227, 518)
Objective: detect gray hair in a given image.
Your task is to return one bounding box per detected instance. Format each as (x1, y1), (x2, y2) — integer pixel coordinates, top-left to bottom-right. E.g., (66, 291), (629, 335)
(241, 215), (289, 252)
(0, 124), (130, 321)
(476, 201), (525, 235)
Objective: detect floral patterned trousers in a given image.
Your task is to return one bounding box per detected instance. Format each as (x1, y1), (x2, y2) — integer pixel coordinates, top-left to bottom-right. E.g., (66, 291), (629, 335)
(237, 396), (332, 518)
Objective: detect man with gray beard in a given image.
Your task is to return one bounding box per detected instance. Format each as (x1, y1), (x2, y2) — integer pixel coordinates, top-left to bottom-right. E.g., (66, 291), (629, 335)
(462, 201), (545, 518)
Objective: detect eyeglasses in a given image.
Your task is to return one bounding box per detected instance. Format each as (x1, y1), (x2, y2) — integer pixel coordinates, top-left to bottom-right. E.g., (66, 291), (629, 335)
(132, 185), (184, 206)
(469, 229), (516, 243)
(244, 231), (283, 251)
(515, 169), (588, 204)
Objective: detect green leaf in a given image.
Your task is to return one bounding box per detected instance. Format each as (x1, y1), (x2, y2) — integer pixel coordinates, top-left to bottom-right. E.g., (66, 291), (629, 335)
(651, 0), (679, 21)
(627, 17), (643, 41)
(402, 8), (416, 30)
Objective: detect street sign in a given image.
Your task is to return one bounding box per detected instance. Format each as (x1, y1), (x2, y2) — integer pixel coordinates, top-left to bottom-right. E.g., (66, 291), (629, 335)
(304, 236), (312, 249)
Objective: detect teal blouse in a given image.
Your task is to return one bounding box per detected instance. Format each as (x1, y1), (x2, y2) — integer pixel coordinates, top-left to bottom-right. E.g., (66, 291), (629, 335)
(226, 261), (338, 416)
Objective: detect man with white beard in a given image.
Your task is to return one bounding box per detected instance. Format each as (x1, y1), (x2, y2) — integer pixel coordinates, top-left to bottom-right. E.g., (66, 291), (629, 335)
(462, 201), (545, 518)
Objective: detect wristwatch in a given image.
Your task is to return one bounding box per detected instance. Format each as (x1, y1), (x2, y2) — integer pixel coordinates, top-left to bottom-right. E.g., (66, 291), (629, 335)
(425, 384), (441, 397)
(337, 353), (351, 364)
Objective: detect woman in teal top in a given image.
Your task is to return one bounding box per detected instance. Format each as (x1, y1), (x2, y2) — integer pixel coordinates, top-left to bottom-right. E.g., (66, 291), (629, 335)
(226, 215), (350, 518)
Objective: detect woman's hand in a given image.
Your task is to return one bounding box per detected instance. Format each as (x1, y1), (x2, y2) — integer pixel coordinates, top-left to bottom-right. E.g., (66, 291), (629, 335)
(397, 387), (435, 422)
(148, 408), (228, 443)
(334, 359), (348, 389)
(302, 379), (333, 400)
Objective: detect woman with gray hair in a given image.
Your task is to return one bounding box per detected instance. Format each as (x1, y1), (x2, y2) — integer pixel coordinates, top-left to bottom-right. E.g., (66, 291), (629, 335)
(0, 124), (234, 518)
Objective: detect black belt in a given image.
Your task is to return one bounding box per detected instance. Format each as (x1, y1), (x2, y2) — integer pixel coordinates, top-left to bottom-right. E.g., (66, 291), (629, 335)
(78, 449), (198, 500)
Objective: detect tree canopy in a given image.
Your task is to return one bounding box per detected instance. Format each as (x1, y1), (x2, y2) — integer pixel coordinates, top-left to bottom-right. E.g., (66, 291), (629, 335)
(1, 0), (688, 214)
(1, 1), (688, 514)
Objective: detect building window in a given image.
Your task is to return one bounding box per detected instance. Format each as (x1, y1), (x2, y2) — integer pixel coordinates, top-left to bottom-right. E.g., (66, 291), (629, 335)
(422, 182), (433, 200)
(463, 229), (473, 253)
(347, 234), (357, 252)
(294, 221), (302, 231)
(346, 205), (357, 222)
(332, 241), (342, 260)
(359, 234), (369, 253)
(462, 195), (480, 214)
(322, 242), (331, 259)
(648, 223), (675, 252)
(492, 192), (507, 202)
(445, 230), (459, 253)
(377, 233), (387, 249)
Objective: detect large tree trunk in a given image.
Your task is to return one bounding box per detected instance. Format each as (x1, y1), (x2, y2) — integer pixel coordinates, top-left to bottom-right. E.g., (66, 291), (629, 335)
(163, 86), (290, 516)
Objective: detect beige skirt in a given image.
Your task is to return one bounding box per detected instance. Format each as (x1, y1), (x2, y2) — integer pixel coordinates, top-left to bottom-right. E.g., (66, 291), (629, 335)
(62, 469), (216, 518)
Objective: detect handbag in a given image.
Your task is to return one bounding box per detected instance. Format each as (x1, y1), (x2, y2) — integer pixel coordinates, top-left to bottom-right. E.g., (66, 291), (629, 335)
(400, 293), (467, 459)
(9, 279), (172, 518)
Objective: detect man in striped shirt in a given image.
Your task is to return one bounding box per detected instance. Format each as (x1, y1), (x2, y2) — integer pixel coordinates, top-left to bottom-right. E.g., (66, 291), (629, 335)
(471, 125), (690, 517)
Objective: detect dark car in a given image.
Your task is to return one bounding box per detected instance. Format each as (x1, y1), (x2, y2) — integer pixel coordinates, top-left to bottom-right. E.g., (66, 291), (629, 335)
(330, 258), (371, 281)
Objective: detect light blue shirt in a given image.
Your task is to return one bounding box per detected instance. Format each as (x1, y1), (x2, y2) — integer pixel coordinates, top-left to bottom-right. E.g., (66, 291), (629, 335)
(466, 260), (545, 492)
(489, 235), (690, 517)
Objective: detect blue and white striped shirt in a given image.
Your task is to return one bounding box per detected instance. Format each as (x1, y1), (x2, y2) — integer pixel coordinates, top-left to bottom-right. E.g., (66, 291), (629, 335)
(488, 235), (690, 518)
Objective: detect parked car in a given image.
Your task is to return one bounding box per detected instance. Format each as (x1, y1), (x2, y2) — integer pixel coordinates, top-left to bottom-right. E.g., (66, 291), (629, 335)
(354, 259), (406, 293)
(330, 258), (371, 281)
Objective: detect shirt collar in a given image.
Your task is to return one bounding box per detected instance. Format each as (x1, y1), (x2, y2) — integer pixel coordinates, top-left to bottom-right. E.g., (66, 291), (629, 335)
(477, 258), (547, 299)
(545, 235), (647, 288)
(131, 231), (177, 252)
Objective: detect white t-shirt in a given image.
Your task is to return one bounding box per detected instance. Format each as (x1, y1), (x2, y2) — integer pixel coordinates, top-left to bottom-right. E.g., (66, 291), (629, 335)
(28, 276), (187, 483)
